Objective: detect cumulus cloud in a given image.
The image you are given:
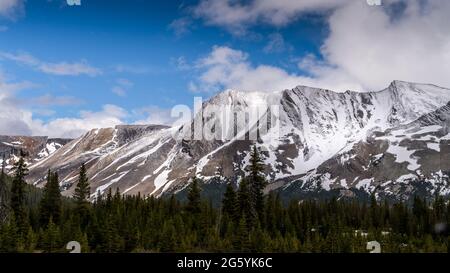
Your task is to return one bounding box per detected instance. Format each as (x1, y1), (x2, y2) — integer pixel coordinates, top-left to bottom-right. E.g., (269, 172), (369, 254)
(1, 96), (128, 138)
(132, 106), (179, 127)
(189, 45), (361, 93)
(39, 62), (102, 77)
(0, 73), (173, 138)
(190, 0), (450, 92)
(314, 0), (450, 90)
(168, 17), (193, 37)
(193, 0), (350, 34)
(0, 72), (128, 138)
(263, 33), (292, 53)
(23, 94), (83, 107)
(31, 105), (128, 138)
(0, 51), (102, 77)
(171, 56), (191, 71)
(114, 64), (153, 75)
(0, 0), (24, 20)
(111, 78), (133, 97)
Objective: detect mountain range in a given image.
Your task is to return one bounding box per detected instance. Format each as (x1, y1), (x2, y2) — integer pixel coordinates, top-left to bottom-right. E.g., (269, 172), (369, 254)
(2, 80), (449, 203)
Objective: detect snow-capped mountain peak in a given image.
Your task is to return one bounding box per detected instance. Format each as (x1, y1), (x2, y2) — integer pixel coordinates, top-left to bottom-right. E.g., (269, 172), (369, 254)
(22, 81), (450, 202)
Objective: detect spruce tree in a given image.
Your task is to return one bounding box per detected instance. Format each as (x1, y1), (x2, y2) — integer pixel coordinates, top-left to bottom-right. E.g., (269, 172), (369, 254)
(74, 163), (90, 204)
(0, 215), (19, 252)
(222, 183), (238, 222)
(0, 157), (9, 225)
(247, 146), (267, 223)
(237, 178), (256, 228)
(39, 170), (62, 226)
(73, 163), (91, 228)
(235, 216), (250, 252)
(159, 219), (177, 252)
(186, 177), (201, 214)
(10, 157), (28, 232)
(41, 217), (62, 253)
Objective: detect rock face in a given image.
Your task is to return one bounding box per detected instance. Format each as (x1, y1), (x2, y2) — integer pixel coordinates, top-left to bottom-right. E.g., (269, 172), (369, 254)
(0, 136), (71, 172)
(25, 81), (450, 201)
(299, 101), (450, 201)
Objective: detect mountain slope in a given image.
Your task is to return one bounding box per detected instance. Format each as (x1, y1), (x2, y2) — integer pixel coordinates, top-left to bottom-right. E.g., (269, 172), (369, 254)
(0, 136), (71, 172)
(287, 101), (450, 201)
(25, 81), (450, 201)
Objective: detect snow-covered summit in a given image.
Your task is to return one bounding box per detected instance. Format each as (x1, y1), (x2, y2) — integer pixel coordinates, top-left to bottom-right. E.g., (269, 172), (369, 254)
(23, 81), (450, 202)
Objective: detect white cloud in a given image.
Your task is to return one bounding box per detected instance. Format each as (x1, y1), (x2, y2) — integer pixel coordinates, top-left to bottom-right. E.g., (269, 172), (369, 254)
(24, 94), (83, 107)
(263, 33), (292, 53)
(1, 72), (172, 138)
(133, 106), (178, 126)
(169, 17), (193, 37)
(116, 78), (133, 88)
(193, 0), (350, 34)
(114, 64), (152, 74)
(39, 61), (102, 77)
(314, 0), (450, 91)
(191, 0), (450, 92)
(111, 86), (126, 97)
(111, 78), (133, 97)
(190, 45), (360, 93)
(0, 51), (102, 77)
(1, 96), (128, 138)
(0, 72), (127, 138)
(171, 56), (191, 71)
(31, 105), (128, 138)
(0, 0), (24, 20)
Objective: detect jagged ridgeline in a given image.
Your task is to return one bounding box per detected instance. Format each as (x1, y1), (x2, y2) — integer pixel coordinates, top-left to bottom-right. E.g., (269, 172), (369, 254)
(2, 81), (449, 203)
(0, 136), (72, 173)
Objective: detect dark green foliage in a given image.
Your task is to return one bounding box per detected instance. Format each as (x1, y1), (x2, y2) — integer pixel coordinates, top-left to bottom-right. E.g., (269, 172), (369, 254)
(73, 163), (91, 228)
(10, 157), (28, 232)
(221, 183), (239, 232)
(186, 177), (201, 214)
(74, 163), (90, 204)
(222, 184), (237, 216)
(247, 146), (267, 222)
(0, 166), (9, 225)
(40, 218), (62, 253)
(237, 178), (256, 228)
(0, 156), (450, 253)
(39, 170), (62, 226)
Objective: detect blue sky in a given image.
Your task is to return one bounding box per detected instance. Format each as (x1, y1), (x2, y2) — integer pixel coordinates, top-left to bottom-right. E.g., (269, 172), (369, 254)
(1, 0), (449, 138)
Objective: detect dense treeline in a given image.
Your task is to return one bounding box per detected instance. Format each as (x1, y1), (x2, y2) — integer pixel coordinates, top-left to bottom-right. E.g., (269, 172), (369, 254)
(0, 147), (449, 253)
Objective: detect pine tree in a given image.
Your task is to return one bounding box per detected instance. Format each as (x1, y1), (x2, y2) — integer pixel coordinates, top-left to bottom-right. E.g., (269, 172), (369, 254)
(0, 216), (20, 252)
(234, 216), (250, 252)
(222, 183), (238, 222)
(41, 217), (62, 253)
(24, 226), (38, 252)
(10, 157), (28, 232)
(186, 177), (201, 214)
(100, 215), (123, 253)
(73, 163), (91, 228)
(237, 178), (256, 228)
(0, 156), (9, 225)
(159, 219), (177, 252)
(39, 170), (62, 226)
(74, 163), (90, 204)
(247, 146), (267, 223)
